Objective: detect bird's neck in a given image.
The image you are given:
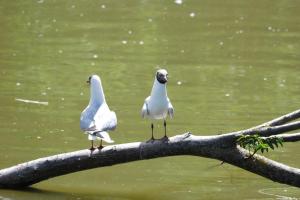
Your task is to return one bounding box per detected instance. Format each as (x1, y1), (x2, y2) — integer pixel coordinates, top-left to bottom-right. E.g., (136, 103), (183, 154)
(89, 82), (105, 106)
(150, 79), (167, 98)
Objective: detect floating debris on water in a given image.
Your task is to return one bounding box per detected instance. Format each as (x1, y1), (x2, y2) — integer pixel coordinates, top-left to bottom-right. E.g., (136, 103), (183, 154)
(139, 41), (144, 45)
(128, 30), (132, 35)
(101, 4), (106, 9)
(148, 18), (153, 22)
(219, 41), (224, 46)
(177, 81), (182, 85)
(16, 82), (21, 86)
(93, 54), (98, 59)
(225, 93), (230, 97)
(122, 40), (127, 44)
(15, 98), (48, 105)
(189, 12), (196, 18)
(174, 0), (183, 5)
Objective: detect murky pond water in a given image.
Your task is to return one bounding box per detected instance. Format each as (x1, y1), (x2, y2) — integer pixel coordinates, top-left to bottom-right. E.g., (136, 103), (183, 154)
(0, 0), (299, 199)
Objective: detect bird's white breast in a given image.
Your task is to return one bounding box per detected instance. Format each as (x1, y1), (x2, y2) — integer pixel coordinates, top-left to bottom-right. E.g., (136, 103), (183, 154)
(147, 96), (168, 119)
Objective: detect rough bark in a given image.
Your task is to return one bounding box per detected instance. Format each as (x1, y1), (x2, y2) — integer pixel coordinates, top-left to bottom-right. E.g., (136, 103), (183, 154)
(0, 110), (300, 189)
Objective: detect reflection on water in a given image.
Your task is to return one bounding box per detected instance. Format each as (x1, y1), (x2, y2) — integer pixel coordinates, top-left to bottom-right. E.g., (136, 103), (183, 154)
(0, 0), (300, 199)
(258, 187), (299, 200)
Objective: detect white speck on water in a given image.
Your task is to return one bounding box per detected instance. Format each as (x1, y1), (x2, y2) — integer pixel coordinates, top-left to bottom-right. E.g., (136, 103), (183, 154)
(41, 92), (47, 96)
(219, 41), (224, 46)
(180, 49), (185, 53)
(263, 77), (268, 81)
(148, 18), (153, 22)
(52, 19), (56, 23)
(282, 79), (286, 83)
(189, 12), (196, 18)
(177, 81), (182, 85)
(16, 82), (21, 86)
(101, 4), (106, 9)
(80, 92), (84, 96)
(217, 180), (223, 183)
(47, 87), (51, 90)
(236, 30), (244, 34)
(93, 54), (98, 59)
(61, 97), (65, 101)
(139, 41), (144, 45)
(174, 0), (183, 5)
(225, 93), (230, 97)
(80, 13), (84, 17)
(58, 49), (63, 54)
(128, 30), (132, 34)
(37, 0), (44, 4)
(122, 40), (127, 44)
(268, 26), (272, 31)
(37, 136), (42, 139)
(60, 129), (64, 132)
(91, 62), (95, 66)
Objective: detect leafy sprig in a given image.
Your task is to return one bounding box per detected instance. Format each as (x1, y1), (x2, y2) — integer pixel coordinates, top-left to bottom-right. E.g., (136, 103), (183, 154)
(236, 134), (283, 158)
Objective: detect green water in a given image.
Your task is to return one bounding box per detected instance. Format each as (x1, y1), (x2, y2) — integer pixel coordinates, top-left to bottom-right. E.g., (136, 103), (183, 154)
(0, 0), (300, 199)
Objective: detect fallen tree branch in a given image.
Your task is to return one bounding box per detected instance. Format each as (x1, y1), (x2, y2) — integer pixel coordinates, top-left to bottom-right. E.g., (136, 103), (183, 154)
(264, 132), (300, 142)
(0, 110), (300, 189)
(254, 109), (300, 128)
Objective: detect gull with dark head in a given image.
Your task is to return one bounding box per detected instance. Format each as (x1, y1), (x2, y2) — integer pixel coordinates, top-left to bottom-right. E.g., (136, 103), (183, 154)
(80, 74), (117, 150)
(141, 69), (174, 140)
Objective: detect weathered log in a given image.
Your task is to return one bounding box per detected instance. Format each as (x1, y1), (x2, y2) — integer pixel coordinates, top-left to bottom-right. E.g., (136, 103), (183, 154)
(0, 110), (300, 189)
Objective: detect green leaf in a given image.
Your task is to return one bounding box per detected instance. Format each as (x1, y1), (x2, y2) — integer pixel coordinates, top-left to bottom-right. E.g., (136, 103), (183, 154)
(236, 134), (284, 157)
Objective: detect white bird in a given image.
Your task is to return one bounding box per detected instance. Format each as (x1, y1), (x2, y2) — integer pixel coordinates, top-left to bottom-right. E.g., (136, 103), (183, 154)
(80, 75), (117, 150)
(141, 69), (174, 140)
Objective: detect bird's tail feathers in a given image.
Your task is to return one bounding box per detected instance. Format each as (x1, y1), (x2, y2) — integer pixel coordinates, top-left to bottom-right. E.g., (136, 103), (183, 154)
(95, 131), (115, 143)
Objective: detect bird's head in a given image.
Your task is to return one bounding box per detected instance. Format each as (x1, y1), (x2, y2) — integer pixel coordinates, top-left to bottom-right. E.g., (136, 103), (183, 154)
(156, 69), (168, 84)
(86, 74), (101, 85)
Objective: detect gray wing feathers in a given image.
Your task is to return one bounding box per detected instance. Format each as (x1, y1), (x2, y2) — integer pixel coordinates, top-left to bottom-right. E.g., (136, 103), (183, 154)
(167, 98), (174, 118)
(94, 109), (117, 132)
(80, 104), (117, 132)
(141, 96), (150, 118)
